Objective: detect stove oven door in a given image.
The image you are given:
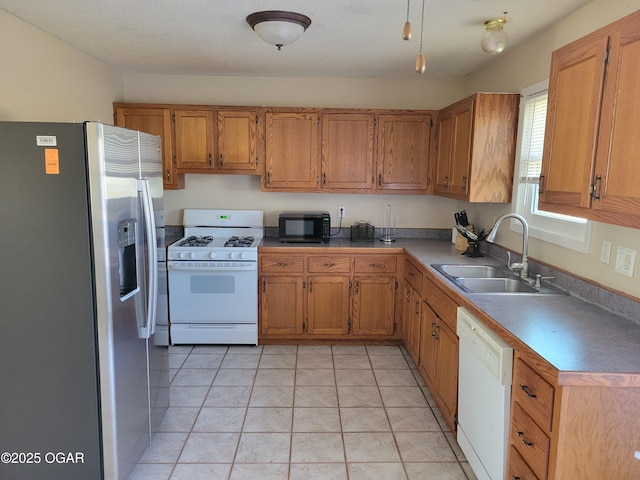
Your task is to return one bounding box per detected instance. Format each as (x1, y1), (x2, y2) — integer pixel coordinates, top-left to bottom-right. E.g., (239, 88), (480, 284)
(167, 260), (257, 325)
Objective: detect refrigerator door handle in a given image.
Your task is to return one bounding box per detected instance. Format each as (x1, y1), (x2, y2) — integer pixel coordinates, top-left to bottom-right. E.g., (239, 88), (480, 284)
(138, 178), (158, 339)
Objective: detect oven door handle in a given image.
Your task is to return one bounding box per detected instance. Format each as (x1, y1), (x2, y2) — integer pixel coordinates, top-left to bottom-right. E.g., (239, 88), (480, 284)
(167, 261), (257, 272)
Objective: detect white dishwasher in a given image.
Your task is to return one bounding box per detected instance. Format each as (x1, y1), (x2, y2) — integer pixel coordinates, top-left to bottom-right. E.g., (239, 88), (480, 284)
(456, 307), (513, 480)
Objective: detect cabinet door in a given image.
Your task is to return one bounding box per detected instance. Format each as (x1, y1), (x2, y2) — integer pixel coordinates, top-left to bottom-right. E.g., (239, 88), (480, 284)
(307, 276), (350, 335)
(217, 109), (259, 173)
(403, 282), (422, 364)
(449, 99), (473, 197)
(593, 25), (640, 224)
(434, 107), (454, 195)
(539, 35), (609, 213)
(435, 319), (458, 433)
(352, 275), (396, 336)
(114, 106), (183, 189)
(265, 112), (319, 189)
(321, 113), (374, 190)
(260, 276), (304, 335)
(174, 109), (215, 172)
(418, 300), (438, 388)
(376, 114), (431, 192)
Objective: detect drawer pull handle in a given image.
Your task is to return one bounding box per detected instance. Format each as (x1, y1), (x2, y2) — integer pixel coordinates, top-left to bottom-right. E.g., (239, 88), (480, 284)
(322, 263), (335, 267)
(513, 477), (521, 480)
(520, 384), (537, 399)
(517, 431), (534, 448)
(276, 262), (289, 267)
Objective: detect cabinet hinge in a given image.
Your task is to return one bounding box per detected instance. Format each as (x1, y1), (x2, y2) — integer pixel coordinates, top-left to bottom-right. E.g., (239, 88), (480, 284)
(393, 322), (397, 333)
(430, 118), (433, 128)
(172, 113), (175, 122)
(255, 115), (259, 123)
(302, 321), (306, 332)
(373, 118), (377, 127)
(604, 47), (610, 64)
(454, 413), (458, 425)
(303, 281), (306, 289)
(395, 280), (399, 290)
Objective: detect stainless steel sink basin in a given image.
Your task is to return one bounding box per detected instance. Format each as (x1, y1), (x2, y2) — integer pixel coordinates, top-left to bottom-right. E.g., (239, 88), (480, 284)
(436, 264), (504, 278)
(431, 263), (563, 295)
(456, 277), (539, 293)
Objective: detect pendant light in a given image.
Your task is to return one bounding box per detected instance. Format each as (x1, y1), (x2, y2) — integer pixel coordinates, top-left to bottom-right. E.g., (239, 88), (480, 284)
(402, 0), (412, 41)
(415, 0), (426, 74)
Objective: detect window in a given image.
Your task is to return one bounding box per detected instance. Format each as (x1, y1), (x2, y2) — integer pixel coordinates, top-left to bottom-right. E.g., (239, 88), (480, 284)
(512, 80), (592, 253)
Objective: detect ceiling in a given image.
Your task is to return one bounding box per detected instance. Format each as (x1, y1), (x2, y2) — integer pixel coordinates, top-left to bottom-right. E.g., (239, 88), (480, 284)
(1, 0), (593, 78)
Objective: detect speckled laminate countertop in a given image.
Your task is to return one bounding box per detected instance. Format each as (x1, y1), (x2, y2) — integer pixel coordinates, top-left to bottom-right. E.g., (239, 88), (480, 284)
(260, 238), (640, 378)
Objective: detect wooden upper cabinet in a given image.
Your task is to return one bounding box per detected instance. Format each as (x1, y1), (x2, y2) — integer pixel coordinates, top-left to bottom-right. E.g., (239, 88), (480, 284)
(113, 105), (184, 189)
(264, 111), (320, 190)
(321, 112), (374, 191)
(173, 109), (215, 172)
(435, 93), (519, 202)
(217, 109), (260, 174)
(539, 36), (608, 214)
(376, 114), (432, 192)
(539, 11), (640, 228)
(540, 9), (640, 228)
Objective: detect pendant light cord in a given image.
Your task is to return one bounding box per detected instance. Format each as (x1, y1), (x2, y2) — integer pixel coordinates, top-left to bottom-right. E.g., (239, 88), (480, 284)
(406, 0), (410, 22)
(419, 0), (425, 54)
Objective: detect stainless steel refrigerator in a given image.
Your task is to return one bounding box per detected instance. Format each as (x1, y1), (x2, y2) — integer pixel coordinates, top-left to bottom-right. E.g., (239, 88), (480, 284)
(0, 121), (169, 479)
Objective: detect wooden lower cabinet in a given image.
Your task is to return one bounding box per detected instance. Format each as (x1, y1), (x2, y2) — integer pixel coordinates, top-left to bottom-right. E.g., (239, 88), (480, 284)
(402, 280), (422, 362)
(352, 275), (397, 336)
(508, 351), (640, 479)
(307, 275), (350, 335)
(260, 276), (304, 336)
(259, 251), (400, 341)
(418, 273), (459, 434)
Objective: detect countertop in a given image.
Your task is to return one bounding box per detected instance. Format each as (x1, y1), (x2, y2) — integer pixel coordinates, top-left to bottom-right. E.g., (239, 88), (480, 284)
(260, 237), (640, 379)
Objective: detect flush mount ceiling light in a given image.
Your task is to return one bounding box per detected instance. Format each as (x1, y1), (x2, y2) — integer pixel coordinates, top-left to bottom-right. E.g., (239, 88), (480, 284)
(246, 10), (312, 50)
(481, 13), (508, 55)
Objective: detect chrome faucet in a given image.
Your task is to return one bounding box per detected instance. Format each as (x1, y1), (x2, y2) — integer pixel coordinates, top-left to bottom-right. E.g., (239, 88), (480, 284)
(485, 213), (530, 279)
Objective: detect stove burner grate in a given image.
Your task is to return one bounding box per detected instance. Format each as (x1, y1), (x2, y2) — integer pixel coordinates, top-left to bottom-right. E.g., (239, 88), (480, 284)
(225, 236), (255, 247)
(178, 235), (214, 247)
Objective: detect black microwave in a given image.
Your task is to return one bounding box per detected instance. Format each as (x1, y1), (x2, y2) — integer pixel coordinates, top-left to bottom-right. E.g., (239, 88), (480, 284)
(279, 212), (331, 243)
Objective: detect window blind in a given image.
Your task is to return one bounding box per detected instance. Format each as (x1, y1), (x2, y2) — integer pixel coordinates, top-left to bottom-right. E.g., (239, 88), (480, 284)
(519, 92), (548, 183)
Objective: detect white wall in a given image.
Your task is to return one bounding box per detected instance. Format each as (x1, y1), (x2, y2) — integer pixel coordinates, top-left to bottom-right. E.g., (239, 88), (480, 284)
(463, 0), (640, 299)
(0, 11), (122, 122)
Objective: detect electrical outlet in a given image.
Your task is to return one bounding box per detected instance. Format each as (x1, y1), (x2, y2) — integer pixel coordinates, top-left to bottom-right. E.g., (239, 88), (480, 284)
(338, 206), (345, 218)
(614, 246), (636, 277)
(600, 240), (612, 264)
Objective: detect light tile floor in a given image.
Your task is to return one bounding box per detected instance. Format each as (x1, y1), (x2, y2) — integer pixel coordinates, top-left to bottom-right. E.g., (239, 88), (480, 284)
(130, 344), (478, 480)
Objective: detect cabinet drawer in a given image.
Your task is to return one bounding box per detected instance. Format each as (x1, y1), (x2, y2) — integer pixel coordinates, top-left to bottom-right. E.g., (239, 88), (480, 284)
(422, 275), (458, 331)
(510, 402), (550, 480)
(513, 357), (555, 432)
(404, 258), (423, 292)
(308, 255), (351, 273)
(508, 445), (540, 480)
(260, 255), (304, 273)
(354, 255), (397, 273)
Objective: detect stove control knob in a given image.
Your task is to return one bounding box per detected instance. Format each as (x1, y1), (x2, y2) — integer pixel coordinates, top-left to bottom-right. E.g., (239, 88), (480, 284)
(228, 252), (234, 260)
(208, 252), (217, 259)
(239, 252), (245, 260)
(188, 252), (196, 259)
(179, 252), (188, 259)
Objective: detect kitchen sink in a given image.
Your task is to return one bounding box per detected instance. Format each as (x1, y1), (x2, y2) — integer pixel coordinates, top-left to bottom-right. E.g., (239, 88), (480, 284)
(435, 264), (506, 278)
(456, 277), (539, 293)
(431, 263), (563, 295)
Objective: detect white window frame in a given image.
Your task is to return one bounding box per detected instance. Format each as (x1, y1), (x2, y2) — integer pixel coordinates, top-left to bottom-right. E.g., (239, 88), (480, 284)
(511, 80), (592, 253)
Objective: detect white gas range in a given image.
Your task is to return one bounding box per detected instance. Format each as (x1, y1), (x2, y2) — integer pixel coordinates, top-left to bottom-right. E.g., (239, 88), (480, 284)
(167, 209), (263, 345)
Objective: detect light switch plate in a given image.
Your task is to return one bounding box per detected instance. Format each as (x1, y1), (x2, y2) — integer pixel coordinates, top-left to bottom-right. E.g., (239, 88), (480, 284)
(600, 240), (612, 264)
(614, 246), (636, 277)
